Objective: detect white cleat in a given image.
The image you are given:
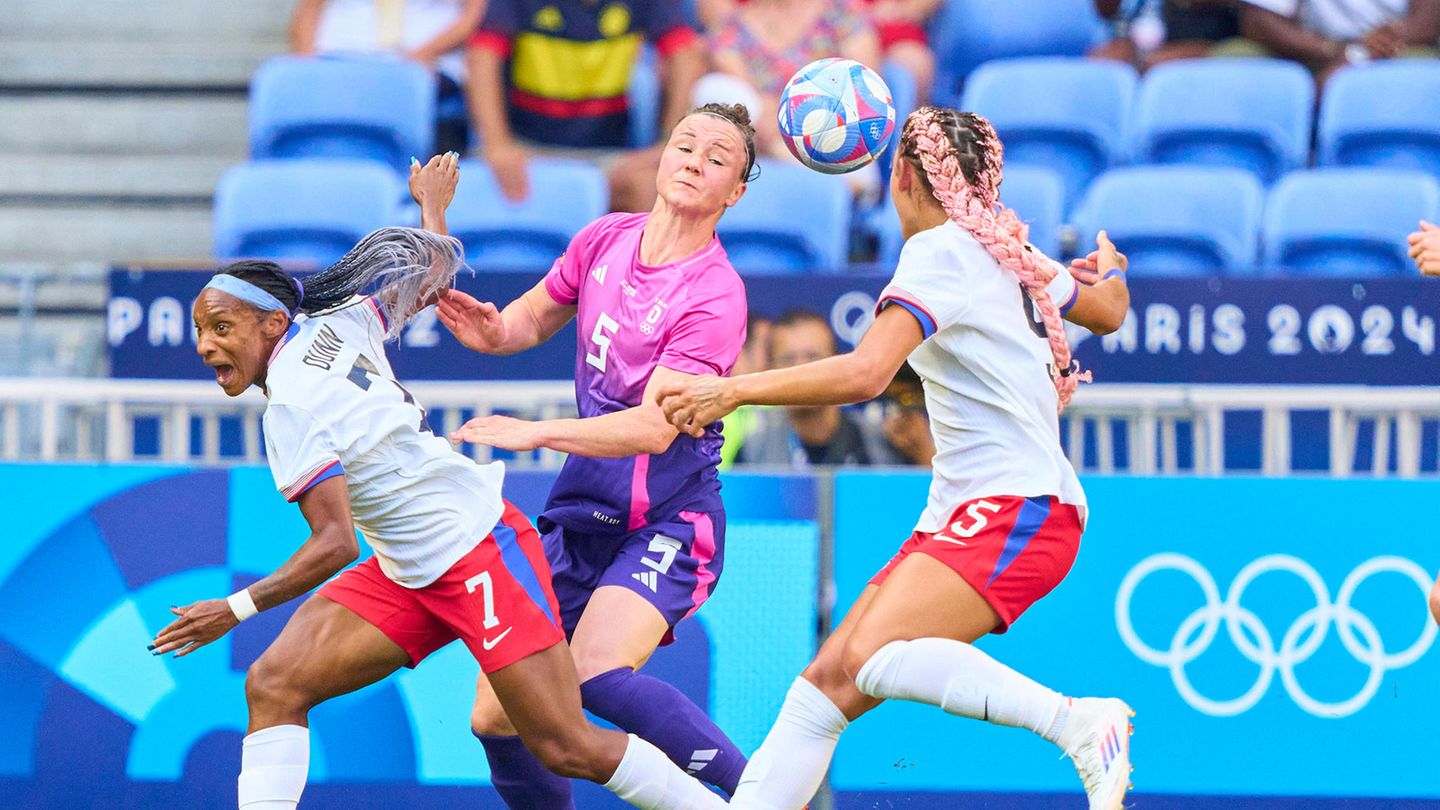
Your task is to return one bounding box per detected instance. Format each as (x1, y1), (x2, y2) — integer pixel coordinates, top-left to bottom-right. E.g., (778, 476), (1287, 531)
(1061, 697), (1134, 810)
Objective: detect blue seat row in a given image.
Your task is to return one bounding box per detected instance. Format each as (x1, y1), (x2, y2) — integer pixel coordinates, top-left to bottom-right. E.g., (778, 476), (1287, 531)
(213, 158), (853, 274)
(964, 58), (1440, 208)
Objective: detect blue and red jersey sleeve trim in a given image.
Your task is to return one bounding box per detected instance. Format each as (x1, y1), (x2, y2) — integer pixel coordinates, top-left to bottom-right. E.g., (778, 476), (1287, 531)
(282, 460), (344, 503)
(877, 287), (938, 339)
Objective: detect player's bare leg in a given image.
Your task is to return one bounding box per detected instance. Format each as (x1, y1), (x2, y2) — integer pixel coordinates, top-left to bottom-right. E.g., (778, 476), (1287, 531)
(240, 594), (411, 809)
(845, 554), (1133, 810)
(486, 639), (727, 810)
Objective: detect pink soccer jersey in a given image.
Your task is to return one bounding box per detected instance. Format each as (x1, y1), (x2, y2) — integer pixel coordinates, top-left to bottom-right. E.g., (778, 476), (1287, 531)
(540, 213), (748, 533)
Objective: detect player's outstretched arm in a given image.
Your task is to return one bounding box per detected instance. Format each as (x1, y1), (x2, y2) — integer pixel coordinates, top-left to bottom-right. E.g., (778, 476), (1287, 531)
(452, 366), (689, 457)
(1063, 230), (1129, 336)
(437, 280), (575, 355)
(1408, 221), (1440, 278)
(148, 477), (359, 658)
(658, 306), (924, 436)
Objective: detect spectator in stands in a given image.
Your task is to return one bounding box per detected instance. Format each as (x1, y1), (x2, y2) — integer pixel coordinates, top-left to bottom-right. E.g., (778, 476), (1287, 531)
(737, 309), (906, 466)
(290, 0), (486, 154)
(703, 0), (885, 201)
(718, 312), (772, 470)
(879, 361), (935, 467)
(1093, 0), (1243, 69)
(700, 0), (942, 102)
(1223, 0), (1440, 83)
(1411, 220), (1440, 277)
(466, 0), (706, 211)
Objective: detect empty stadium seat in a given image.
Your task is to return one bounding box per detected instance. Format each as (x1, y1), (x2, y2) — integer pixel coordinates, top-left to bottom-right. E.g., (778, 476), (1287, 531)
(249, 56), (436, 172)
(629, 45), (660, 149)
(1000, 164), (1067, 259)
(961, 58), (1138, 210)
(446, 158), (608, 270)
(213, 160), (403, 267)
(1262, 168), (1440, 276)
(718, 161), (851, 272)
(930, 0), (1108, 104)
(1319, 62), (1440, 175)
(1131, 58), (1313, 184)
(1072, 166), (1265, 275)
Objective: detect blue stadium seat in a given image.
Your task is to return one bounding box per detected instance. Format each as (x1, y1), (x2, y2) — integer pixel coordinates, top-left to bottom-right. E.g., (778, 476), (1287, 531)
(1263, 168), (1440, 276)
(1131, 58), (1313, 184)
(872, 59), (919, 190)
(1318, 62), (1440, 175)
(961, 58), (1138, 211)
(1000, 165), (1067, 259)
(718, 161), (851, 273)
(629, 45), (660, 149)
(930, 0), (1109, 104)
(871, 166), (1066, 268)
(249, 56), (436, 172)
(446, 158), (608, 270)
(1072, 166), (1265, 275)
(213, 160), (403, 267)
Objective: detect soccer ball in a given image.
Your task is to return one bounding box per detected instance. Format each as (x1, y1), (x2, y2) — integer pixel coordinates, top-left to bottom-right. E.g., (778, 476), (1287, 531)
(777, 57), (896, 175)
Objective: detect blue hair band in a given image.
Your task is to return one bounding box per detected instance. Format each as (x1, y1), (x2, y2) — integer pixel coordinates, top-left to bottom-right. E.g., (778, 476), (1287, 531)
(204, 274), (290, 314)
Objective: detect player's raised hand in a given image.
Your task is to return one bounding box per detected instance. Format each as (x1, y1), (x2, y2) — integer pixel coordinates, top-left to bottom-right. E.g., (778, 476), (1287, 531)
(148, 599), (239, 658)
(1408, 220), (1440, 278)
(450, 414), (543, 451)
(409, 151), (460, 210)
(1070, 230), (1129, 284)
(656, 375), (736, 437)
(437, 288), (508, 352)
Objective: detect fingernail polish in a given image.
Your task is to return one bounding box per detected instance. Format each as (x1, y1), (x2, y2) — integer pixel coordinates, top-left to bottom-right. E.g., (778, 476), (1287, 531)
(146, 643), (155, 651)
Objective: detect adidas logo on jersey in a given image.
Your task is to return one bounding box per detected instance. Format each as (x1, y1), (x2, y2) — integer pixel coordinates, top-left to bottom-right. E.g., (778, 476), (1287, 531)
(632, 570), (658, 592)
(687, 749), (718, 774)
(591, 264), (608, 284)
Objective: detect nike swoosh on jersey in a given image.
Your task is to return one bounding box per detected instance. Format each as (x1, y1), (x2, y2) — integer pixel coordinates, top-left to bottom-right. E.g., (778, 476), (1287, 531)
(482, 627), (513, 651)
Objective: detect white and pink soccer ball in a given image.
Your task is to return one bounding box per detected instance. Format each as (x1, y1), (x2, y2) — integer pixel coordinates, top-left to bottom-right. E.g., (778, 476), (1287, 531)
(777, 57), (896, 175)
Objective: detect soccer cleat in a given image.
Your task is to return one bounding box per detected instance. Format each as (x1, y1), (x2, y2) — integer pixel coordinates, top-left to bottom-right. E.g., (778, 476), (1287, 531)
(1061, 697), (1134, 810)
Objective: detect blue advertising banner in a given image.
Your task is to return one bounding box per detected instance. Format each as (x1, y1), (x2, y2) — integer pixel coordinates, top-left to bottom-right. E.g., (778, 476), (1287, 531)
(830, 472), (1440, 807)
(0, 465), (817, 809)
(109, 267), (1440, 385)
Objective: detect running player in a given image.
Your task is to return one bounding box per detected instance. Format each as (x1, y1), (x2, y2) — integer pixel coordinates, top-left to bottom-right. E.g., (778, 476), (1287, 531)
(149, 155), (726, 810)
(657, 107), (1135, 810)
(436, 102), (755, 806)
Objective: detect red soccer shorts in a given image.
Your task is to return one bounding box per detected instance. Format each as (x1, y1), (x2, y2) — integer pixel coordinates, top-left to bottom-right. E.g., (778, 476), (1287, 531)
(870, 495), (1082, 633)
(320, 499), (565, 672)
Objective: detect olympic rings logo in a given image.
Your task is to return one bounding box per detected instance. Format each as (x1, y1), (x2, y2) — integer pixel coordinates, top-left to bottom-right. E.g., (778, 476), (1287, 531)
(1116, 553), (1437, 718)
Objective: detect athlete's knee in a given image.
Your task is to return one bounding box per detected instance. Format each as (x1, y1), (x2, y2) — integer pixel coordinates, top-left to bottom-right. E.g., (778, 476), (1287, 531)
(470, 692), (518, 737)
(523, 726), (612, 782)
(245, 653), (315, 717)
(839, 630), (893, 684)
(571, 641), (643, 683)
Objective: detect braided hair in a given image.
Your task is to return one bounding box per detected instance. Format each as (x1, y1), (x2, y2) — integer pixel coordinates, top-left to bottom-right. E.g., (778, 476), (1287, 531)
(213, 227), (467, 341)
(899, 107), (1089, 410)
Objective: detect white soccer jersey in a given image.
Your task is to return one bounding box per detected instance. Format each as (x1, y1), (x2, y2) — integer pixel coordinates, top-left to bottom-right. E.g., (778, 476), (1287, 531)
(262, 296), (506, 588)
(877, 221), (1086, 534)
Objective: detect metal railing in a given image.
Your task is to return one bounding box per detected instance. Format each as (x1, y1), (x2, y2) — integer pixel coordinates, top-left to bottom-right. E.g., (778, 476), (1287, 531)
(0, 378), (1437, 476)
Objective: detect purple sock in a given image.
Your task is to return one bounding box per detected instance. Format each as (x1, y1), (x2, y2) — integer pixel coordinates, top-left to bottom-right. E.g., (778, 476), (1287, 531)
(476, 733), (575, 810)
(580, 666), (747, 796)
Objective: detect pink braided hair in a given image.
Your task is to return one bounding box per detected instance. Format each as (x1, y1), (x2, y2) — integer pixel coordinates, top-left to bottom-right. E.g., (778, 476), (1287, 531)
(902, 107), (1089, 410)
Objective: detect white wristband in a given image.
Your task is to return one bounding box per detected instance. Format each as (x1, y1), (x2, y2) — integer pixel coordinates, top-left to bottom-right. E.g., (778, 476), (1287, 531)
(227, 588), (259, 622)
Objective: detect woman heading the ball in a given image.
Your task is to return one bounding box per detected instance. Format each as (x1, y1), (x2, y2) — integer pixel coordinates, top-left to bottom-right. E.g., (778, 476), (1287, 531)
(437, 104), (757, 806)
(152, 155), (728, 810)
(658, 107), (1135, 810)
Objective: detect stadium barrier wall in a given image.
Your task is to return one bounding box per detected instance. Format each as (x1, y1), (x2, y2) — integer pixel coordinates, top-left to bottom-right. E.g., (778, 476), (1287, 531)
(109, 269), (1440, 385)
(2, 466), (1437, 808)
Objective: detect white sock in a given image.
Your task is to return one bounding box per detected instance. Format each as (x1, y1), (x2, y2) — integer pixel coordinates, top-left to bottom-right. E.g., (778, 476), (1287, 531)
(730, 677), (849, 810)
(238, 725), (309, 809)
(854, 638), (1070, 745)
(603, 733), (727, 810)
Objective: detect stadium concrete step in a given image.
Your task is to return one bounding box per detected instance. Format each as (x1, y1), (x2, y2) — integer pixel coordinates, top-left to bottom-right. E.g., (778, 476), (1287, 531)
(0, 39), (276, 90)
(0, 93), (249, 157)
(0, 201), (213, 264)
(5, 0), (292, 43)
(0, 154), (231, 200)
